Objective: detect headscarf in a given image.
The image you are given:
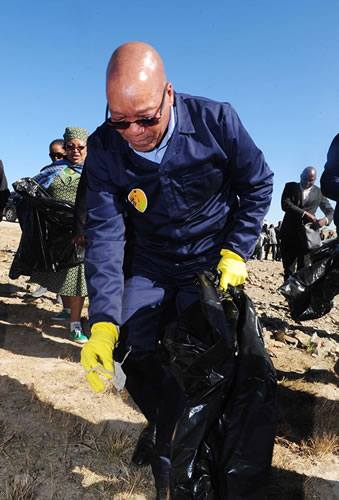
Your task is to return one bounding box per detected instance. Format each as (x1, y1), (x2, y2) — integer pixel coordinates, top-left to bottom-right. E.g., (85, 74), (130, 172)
(34, 126), (88, 189)
(63, 127), (89, 144)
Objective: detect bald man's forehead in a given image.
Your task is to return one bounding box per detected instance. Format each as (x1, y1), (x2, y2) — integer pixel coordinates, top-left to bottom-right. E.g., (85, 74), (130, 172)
(107, 82), (163, 118)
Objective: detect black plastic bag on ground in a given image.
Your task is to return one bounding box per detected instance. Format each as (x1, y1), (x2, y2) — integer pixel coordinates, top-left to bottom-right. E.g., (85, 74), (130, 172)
(278, 239), (339, 321)
(9, 177), (84, 279)
(164, 271), (277, 500)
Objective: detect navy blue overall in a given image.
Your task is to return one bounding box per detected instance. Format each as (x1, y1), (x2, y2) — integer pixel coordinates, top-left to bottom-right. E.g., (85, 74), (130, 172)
(84, 92), (273, 477)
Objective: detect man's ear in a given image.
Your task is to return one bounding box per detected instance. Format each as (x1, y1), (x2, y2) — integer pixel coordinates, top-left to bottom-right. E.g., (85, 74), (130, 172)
(167, 82), (174, 106)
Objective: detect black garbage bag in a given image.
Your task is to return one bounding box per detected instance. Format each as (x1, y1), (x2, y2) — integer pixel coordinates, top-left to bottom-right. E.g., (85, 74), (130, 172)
(9, 177), (84, 279)
(278, 239), (339, 321)
(164, 271), (277, 500)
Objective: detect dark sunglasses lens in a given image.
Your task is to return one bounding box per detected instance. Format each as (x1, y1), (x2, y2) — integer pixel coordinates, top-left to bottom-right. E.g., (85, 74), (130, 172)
(108, 119), (158, 129)
(137, 118), (158, 127)
(108, 120), (129, 130)
(66, 145), (86, 151)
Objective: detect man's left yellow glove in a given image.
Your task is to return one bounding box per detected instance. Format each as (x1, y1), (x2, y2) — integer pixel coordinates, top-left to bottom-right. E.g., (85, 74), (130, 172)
(81, 322), (119, 392)
(217, 249), (247, 291)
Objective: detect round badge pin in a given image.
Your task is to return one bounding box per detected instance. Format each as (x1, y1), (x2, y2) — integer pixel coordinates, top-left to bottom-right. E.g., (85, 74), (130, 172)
(128, 188), (148, 213)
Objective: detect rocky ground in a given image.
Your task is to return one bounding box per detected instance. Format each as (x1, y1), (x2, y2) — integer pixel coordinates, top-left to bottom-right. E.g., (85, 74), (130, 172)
(0, 221), (338, 499)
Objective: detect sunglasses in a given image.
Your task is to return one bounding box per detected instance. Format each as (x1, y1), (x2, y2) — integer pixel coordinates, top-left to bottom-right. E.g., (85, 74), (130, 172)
(66, 145), (87, 151)
(49, 152), (64, 160)
(105, 83), (168, 130)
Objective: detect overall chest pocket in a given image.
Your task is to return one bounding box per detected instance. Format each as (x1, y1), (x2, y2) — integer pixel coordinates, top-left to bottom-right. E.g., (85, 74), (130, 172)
(180, 164), (224, 215)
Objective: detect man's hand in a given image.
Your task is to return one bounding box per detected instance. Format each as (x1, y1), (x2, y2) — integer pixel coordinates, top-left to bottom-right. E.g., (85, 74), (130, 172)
(303, 211), (317, 224)
(314, 217), (328, 229)
(81, 322), (119, 392)
(217, 249), (247, 291)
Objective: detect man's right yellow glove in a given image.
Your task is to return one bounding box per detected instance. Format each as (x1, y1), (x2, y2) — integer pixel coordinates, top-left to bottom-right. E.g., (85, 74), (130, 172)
(81, 322), (119, 392)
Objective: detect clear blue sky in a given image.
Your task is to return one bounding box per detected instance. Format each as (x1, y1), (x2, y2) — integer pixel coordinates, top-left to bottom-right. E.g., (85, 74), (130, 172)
(1, 0), (338, 226)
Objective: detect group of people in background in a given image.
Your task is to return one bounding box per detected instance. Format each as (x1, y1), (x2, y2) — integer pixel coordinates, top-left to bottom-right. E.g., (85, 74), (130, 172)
(3, 127), (90, 345)
(253, 220), (281, 262)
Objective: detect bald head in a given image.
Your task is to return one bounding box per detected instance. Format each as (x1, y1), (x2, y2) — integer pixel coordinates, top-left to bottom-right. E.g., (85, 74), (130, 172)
(106, 42), (166, 101)
(105, 42), (174, 152)
(300, 166), (317, 189)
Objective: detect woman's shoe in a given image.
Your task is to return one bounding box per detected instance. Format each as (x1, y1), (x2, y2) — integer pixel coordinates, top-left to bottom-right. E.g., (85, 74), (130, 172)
(70, 325), (88, 344)
(31, 286), (47, 298)
(52, 309), (71, 321)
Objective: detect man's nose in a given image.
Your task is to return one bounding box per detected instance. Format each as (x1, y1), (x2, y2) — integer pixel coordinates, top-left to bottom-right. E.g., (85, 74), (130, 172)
(128, 122), (145, 135)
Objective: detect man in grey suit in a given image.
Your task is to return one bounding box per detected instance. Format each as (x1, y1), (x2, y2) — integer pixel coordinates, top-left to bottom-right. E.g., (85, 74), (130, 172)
(280, 166), (334, 280)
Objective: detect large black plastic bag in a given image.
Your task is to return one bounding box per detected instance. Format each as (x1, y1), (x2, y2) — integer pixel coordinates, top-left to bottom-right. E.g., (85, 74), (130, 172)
(164, 271), (277, 499)
(278, 239), (339, 321)
(9, 177), (84, 279)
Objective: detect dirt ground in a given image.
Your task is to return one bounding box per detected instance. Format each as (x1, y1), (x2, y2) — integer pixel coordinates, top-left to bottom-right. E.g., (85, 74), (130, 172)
(0, 221), (338, 499)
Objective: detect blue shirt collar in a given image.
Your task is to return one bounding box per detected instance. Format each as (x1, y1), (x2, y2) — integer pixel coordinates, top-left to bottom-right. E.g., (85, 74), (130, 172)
(129, 105), (177, 163)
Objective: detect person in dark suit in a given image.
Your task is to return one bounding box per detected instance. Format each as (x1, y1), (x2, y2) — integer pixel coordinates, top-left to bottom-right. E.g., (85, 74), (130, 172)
(280, 166), (334, 280)
(321, 134), (339, 231)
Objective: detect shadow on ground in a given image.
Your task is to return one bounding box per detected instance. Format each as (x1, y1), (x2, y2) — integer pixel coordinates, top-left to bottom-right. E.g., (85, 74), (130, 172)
(0, 375), (152, 499)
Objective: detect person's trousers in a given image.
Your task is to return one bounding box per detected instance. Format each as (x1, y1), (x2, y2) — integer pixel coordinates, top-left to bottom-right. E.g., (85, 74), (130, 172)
(280, 237), (309, 280)
(116, 253), (218, 478)
(265, 243), (277, 260)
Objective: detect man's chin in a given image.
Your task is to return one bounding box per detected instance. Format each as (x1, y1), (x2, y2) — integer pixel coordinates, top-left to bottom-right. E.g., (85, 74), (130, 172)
(130, 142), (156, 152)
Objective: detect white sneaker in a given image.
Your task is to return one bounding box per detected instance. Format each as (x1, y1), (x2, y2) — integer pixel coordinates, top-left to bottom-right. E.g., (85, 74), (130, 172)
(31, 286), (47, 297)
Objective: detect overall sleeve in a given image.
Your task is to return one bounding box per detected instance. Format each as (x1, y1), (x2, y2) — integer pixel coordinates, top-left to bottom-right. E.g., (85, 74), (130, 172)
(84, 136), (126, 326)
(320, 134), (339, 202)
(0, 160), (10, 213)
(319, 194), (334, 224)
(221, 105), (274, 260)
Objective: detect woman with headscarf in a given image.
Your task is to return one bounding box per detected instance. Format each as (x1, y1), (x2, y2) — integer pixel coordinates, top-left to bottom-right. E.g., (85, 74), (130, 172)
(32, 127), (89, 344)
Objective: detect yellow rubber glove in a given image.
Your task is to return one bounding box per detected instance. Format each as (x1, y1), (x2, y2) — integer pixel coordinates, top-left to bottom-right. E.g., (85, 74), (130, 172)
(81, 322), (119, 392)
(217, 249), (247, 291)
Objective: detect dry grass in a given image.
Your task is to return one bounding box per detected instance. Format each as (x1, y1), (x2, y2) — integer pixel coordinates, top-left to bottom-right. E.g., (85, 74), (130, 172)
(267, 353), (339, 499)
(2, 474), (38, 500)
(0, 376), (152, 498)
(90, 464), (151, 498)
(301, 432), (339, 458)
(100, 429), (134, 462)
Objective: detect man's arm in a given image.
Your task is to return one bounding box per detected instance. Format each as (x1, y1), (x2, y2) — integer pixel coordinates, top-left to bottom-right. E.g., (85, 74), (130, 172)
(281, 183), (304, 216)
(221, 105), (274, 261)
(320, 134), (339, 202)
(0, 160), (10, 213)
(84, 134), (126, 326)
(317, 193), (334, 226)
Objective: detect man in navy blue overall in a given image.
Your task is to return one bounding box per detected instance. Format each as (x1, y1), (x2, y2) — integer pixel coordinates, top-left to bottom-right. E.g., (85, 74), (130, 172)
(81, 42), (273, 499)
